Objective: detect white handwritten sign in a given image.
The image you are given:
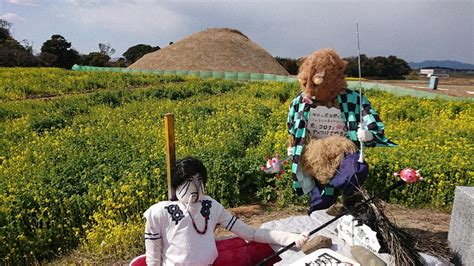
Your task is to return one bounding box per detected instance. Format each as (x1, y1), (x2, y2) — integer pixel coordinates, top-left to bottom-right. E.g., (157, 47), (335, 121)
(290, 248), (360, 266)
(337, 215), (381, 254)
(337, 215), (355, 245)
(353, 224), (381, 254)
(307, 106), (347, 139)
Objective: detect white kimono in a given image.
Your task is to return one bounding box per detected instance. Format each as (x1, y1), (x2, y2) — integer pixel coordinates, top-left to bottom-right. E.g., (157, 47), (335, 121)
(145, 196), (246, 265)
(144, 195), (307, 266)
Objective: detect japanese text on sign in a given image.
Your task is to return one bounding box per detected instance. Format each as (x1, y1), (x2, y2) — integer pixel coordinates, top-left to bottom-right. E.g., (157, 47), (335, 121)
(307, 106), (347, 139)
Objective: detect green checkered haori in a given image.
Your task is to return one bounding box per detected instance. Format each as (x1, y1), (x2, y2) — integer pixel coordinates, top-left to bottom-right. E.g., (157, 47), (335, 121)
(287, 89), (397, 196)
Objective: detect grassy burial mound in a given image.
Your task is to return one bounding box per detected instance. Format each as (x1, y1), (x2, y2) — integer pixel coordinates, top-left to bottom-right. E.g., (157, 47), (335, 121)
(129, 28), (289, 75)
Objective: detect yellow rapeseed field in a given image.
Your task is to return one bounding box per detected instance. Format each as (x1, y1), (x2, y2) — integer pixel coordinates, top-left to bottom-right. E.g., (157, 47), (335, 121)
(0, 68), (472, 263)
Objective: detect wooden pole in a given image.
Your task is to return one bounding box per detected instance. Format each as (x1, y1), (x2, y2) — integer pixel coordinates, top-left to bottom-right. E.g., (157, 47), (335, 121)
(164, 113), (176, 200)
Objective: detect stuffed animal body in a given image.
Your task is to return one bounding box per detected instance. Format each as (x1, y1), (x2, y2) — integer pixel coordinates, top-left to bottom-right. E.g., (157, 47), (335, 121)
(294, 49), (359, 186)
(302, 136), (357, 185)
(287, 48), (395, 212)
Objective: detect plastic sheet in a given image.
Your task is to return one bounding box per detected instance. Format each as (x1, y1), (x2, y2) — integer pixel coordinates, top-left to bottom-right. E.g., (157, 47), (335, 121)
(263, 73), (276, 81)
(250, 73), (264, 81)
(276, 75), (288, 82)
(175, 70), (189, 76)
(199, 71), (213, 79)
(163, 70), (176, 75)
(212, 71), (225, 79)
(237, 72), (250, 81)
(224, 72), (238, 80)
(188, 70), (199, 77)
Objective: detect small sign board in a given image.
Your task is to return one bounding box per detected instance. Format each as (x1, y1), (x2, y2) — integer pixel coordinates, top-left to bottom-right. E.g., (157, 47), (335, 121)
(353, 224), (381, 253)
(337, 215), (381, 253)
(307, 106), (348, 139)
(337, 215), (355, 244)
(290, 248), (360, 266)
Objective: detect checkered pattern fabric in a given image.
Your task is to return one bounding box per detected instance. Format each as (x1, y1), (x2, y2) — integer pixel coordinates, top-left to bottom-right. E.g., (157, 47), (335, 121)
(287, 89), (396, 196)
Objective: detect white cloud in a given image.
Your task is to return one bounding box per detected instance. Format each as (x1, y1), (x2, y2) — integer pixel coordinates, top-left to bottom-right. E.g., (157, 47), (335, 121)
(0, 12), (25, 22)
(8, 0), (40, 7)
(63, 0), (108, 6)
(62, 2), (187, 35)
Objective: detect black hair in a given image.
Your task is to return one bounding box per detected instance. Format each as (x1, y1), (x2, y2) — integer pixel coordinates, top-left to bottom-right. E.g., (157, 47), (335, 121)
(171, 157), (208, 190)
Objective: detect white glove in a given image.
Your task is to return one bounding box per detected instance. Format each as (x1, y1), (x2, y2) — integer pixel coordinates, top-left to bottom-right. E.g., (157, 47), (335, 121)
(287, 146), (295, 157)
(254, 229), (309, 249)
(357, 128), (374, 142)
(286, 231), (309, 249)
(221, 209), (309, 249)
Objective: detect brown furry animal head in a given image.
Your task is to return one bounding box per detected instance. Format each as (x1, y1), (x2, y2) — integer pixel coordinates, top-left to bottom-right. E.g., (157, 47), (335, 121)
(301, 136), (357, 184)
(298, 48), (347, 103)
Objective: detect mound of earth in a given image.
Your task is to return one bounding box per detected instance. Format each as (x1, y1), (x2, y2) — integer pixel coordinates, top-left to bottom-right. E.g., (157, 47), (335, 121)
(129, 28), (289, 75)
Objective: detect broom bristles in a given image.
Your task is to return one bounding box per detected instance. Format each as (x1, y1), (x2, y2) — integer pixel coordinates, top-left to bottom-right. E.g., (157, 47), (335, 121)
(354, 188), (452, 265)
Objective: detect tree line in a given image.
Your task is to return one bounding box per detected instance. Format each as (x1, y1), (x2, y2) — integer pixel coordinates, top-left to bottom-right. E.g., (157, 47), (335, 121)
(276, 54), (411, 79)
(0, 19), (160, 69)
(2, 19), (410, 79)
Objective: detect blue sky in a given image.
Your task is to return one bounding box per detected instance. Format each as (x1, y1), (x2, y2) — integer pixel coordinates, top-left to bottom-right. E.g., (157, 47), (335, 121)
(1, 0), (473, 64)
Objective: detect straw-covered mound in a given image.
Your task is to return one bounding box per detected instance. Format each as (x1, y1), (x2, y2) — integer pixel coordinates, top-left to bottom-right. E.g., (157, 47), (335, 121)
(129, 28), (289, 75)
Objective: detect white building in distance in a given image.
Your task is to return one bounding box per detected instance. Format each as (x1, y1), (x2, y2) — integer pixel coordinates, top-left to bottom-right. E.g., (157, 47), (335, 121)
(419, 69), (449, 77)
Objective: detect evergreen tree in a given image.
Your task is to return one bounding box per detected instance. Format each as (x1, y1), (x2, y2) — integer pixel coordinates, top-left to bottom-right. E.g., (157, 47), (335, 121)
(123, 44), (160, 65)
(40, 34), (80, 69)
(344, 55), (411, 79)
(0, 19), (40, 66)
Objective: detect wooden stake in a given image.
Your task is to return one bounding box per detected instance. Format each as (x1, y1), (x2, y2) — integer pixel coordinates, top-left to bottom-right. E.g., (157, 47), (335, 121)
(164, 113), (176, 200)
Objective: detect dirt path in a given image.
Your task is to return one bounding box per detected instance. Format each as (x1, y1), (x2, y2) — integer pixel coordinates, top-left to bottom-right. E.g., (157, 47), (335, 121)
(6, 85), (155, 102)
(375, 78), (474, 98)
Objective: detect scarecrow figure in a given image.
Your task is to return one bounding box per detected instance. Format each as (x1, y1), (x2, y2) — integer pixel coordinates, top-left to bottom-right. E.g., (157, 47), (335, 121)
(287, 48), (396, 214)
(144, 157), (308, 265)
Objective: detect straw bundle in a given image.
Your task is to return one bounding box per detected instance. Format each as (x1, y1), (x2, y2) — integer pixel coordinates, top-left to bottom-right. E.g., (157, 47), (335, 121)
(355, 189), (452, 265)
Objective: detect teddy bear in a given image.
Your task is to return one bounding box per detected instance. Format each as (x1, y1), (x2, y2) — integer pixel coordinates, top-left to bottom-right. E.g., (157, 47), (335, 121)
(286, 48), (396, 215)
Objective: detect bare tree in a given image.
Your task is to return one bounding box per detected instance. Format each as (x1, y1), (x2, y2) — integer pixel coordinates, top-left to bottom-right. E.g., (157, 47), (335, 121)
(98, 43), (115, 57)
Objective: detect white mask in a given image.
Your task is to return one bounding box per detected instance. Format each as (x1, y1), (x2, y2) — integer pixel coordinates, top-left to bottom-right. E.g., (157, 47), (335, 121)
(176, 173), (205, 204)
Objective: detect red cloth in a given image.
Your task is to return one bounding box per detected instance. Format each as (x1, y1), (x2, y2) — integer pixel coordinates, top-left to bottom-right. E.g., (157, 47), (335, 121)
(213, 237), (281, 266)
(129, 254), (146, 266)
(129, 237), (281, 266)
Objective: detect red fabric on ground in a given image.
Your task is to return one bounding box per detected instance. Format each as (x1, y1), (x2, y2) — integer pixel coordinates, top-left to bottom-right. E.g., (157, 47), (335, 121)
(213, 237), (281, 266)
(130, 237), (281, 266)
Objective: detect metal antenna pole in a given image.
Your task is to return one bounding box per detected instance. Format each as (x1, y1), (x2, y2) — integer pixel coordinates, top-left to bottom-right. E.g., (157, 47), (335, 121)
(356, 21), (364, 163)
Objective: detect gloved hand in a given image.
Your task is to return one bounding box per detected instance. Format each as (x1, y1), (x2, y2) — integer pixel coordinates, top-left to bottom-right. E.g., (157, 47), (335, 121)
(287, 146), (295, 157)
(357, 128), (374, 142)
(287, 231), (310, 249)
(254, 229), (309, 249)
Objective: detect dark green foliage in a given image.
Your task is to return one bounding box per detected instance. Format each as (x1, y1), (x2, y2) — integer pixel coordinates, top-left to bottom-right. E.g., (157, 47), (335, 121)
(0, 46), (41, 67)
(345, 54), (411, 79)
(123, 44), (160, 65)
(275, 56), (301, 75)
(0, 19), (11, 43)
(40, 35), (80, 69)
(0, 19), (40, 67)
(81, 52), (110, 67)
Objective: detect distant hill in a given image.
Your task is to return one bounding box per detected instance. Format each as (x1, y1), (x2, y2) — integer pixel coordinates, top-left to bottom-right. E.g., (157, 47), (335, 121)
(409, 60), (474, 70)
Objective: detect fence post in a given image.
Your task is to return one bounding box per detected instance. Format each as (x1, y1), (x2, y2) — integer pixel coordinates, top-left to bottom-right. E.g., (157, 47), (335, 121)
(164, 113), (176, 200)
